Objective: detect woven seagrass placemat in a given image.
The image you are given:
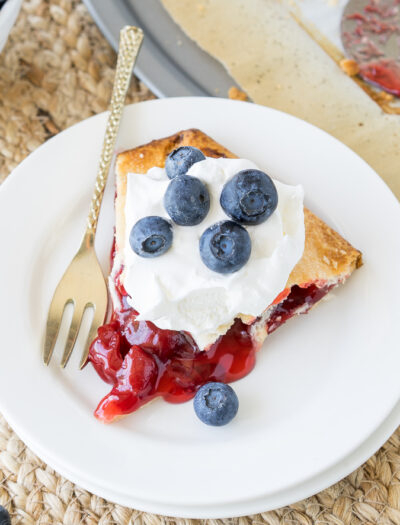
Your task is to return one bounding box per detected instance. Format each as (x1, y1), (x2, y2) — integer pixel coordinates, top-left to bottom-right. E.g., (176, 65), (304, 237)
(0, 1), (399, 523)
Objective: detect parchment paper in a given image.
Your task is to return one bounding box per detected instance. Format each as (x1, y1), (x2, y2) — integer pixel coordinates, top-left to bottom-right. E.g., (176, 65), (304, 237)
(161, 0), (400, 199)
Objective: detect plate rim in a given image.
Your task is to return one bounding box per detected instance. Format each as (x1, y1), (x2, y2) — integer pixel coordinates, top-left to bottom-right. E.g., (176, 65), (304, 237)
(2, 396), (398, 518)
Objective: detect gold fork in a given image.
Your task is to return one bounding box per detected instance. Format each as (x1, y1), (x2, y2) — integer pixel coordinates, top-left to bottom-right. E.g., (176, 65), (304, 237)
(43, 26), (144, 369)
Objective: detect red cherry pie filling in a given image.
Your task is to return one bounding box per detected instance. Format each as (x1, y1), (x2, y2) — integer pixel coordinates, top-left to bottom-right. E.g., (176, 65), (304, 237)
(89, 266), (335, 423)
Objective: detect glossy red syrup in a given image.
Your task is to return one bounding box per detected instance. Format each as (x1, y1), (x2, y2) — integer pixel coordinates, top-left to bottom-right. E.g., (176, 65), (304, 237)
(89, 271), (332, 422)
(359, 60), (400, 96)
(343, 0), (400, 97)
(267, 283), (335, 334)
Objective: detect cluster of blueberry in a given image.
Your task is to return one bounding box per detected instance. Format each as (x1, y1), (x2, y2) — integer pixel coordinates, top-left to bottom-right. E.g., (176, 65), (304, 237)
(129, 146), (278, 274)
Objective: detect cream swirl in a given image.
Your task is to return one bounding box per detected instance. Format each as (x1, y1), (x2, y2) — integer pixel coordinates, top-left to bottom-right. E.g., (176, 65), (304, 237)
(122, 157), (305, 350)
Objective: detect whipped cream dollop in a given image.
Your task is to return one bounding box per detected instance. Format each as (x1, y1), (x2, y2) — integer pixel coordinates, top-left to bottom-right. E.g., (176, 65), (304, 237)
(122, 157), (305, 350)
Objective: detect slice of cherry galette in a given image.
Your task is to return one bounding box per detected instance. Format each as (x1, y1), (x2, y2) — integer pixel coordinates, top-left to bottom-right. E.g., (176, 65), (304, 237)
(89, 129), (362, 424)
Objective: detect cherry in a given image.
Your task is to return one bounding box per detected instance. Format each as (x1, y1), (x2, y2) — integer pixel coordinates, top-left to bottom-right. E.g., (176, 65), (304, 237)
(89, 323), (123, 385)
(89, 263), (333, 422)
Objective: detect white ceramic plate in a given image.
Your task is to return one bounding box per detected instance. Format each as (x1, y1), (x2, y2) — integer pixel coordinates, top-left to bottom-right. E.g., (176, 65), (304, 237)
(0, 98), (399, 518)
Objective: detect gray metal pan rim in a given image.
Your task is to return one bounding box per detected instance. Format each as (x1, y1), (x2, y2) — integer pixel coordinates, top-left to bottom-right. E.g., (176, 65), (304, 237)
(83, 0), (238, 98)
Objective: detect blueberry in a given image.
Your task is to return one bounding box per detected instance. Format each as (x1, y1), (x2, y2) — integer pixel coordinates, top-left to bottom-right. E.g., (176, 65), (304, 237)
(194, 382), (239, 426)
(164, 175), (210, 226)
(0, 506), (11, 525)
(199, 220), (251, 273)
(165, 146), (206, 179)
(130, 216), (172, 258)
(220, 169), (278, 225)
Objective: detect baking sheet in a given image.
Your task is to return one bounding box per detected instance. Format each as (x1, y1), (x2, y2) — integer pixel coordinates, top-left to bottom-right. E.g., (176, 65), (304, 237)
(83, 0), (238, 98)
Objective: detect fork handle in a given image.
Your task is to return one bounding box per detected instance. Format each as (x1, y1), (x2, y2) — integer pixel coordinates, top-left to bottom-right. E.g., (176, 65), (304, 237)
(85, 26), (143, 240)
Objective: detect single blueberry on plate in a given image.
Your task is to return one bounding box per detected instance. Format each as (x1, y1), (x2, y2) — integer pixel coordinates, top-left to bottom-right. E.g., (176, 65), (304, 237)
(164, 174), (210, 226)
(194, 382), (239, 426)
(0, 506), (11, 525)
(199, 220), (251, 273)
(165, 146), (206, 179)
(130, 216), (173, 258)
(220, 169), (278, 225)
